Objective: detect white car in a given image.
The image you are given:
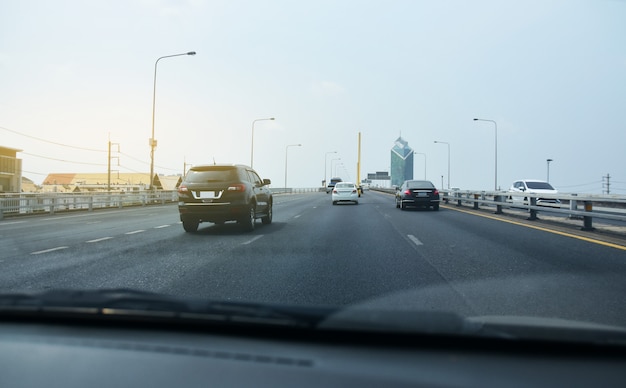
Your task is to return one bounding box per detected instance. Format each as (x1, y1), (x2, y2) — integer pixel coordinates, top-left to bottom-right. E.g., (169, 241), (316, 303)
(332, 182), (359, 205)
(509, 179), (561, 205)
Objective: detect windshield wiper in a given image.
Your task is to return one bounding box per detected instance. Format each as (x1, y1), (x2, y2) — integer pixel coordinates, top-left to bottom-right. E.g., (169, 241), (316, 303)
(0, 289), (334, 329)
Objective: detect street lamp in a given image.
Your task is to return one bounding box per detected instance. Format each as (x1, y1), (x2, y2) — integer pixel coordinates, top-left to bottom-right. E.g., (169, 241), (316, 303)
(547, 158), (553, 182)
(473, 118), (498, 191)
(414, 152), (426, 180)
(324, 151), (337, 186)
(285, 144), (302, 192)
(330, 158), (341, 179)
(433, 141), (450, 189)
(250, 117), (275, 168)
(149, 51), (196, 190)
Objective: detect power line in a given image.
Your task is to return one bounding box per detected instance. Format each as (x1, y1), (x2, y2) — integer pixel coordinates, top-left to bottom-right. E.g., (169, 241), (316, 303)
(0, 126), (107, 153)
(22, 152), (107, 166)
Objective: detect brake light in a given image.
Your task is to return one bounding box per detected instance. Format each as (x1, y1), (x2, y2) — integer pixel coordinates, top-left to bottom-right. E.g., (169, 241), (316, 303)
(333, 189), (337, 194)
(433, 189), (439, 195)
(178, 185), (188, 194)
(352, 190), (356, 194)
(227, 184), (246, 192)
(404, 189), (411, 195)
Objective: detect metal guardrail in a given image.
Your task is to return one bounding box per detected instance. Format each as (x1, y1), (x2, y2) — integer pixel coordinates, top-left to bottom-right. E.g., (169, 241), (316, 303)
(0, 188), (323, 219)
(0, 191), (178, 219)
(371, 187), (626, 232)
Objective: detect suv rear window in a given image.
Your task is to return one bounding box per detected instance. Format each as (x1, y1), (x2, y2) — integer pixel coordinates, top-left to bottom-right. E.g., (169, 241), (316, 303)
(185, 167), (237, 183)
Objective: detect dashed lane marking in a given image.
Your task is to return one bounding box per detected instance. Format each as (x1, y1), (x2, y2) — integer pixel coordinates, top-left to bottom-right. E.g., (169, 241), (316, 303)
(242, 235), (264, 245)
(86, 237), (113, 243)
(125, 230), (146, 235)
(407, 234), (424, 246)
(31, 246), (69, 255)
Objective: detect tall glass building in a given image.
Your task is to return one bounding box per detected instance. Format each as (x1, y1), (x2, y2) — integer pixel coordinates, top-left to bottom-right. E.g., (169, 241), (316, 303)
(390, 137), (413, 187)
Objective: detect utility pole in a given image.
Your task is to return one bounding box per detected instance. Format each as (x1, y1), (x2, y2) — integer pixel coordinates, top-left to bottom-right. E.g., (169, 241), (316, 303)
(107, 138), (120, 191)
(602, 173), (611, 194)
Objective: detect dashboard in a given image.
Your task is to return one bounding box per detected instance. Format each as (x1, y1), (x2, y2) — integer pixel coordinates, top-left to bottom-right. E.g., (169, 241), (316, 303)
(1, 317), (625, 387)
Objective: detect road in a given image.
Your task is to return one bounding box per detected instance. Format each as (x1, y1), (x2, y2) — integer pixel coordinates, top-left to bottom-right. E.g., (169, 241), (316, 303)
(1, 190), (625, 326)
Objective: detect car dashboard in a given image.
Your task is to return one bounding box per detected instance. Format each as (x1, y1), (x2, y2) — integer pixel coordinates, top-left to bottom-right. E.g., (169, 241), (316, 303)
(1, 317), (625, 388)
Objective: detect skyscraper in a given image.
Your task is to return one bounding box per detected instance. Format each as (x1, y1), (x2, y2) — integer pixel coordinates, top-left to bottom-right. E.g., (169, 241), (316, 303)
(390, 137), (413, 187)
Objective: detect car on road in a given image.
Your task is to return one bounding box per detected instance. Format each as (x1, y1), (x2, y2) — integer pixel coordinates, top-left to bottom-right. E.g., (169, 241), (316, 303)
(326, 177), (343, 194)
(177, 164), (273, 232)
(332, 182), (359, 205)
(509, 179), (561, 205)
(395, 180), (440, 210)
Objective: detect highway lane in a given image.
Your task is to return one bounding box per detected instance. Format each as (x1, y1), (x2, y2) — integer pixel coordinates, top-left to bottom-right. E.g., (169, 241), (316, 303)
(1, 190), (625, 327)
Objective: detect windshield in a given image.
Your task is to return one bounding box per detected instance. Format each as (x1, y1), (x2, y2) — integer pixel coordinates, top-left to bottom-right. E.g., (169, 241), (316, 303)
(185, 168), (237, 183)
(1, 0), (625, 345)
(525, 181), (555, 190)
(406, 181), (435, 189)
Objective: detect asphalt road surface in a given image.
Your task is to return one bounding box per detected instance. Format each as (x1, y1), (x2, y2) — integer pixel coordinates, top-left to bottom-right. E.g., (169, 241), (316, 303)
(1, 190), (625, 326)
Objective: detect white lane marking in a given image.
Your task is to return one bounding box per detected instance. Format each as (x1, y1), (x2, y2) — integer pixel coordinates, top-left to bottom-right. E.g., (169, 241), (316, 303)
(154, 225), (170, 229)
(86, 237), (113, 243)
(124, 229), (145, 234)
(294, 214), (301, 218)
(0, 221), (27, 227)
(125, 230), (146, 235)
(86, 221), (102, 225)
(242, 235), (264, 245)
(407, 234), (424, 246)
(31, 246), (69, 255)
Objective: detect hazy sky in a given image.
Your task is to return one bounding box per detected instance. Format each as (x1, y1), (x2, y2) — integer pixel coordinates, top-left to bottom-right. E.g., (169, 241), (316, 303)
(1, 0), (625, 193)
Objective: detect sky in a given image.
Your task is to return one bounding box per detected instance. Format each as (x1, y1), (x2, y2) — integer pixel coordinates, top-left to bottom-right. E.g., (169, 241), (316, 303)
(1, 0), (625, 193)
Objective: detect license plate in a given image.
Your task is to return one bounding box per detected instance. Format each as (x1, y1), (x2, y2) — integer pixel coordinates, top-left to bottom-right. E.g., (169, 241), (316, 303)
(417, 192), (427, 197)
(198, 191), (219, 199)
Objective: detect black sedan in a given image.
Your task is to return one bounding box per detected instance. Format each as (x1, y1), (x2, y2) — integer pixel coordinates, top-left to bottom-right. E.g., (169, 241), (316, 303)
(395, 180), (440, 211)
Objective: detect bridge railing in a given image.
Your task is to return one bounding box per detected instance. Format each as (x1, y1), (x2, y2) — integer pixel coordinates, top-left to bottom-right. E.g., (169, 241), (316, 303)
(371, 187), (626, 231)
(0, 191), (178, 219)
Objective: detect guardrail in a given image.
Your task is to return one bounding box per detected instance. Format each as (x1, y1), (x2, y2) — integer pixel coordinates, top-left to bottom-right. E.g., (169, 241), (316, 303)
(0, 188), (324, 219)
(371, 187), (626, 232)
(0, 191), (178, 219)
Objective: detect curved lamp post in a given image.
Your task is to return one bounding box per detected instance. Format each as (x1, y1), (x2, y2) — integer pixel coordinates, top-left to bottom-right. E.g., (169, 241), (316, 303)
(250, 117), (275, 168)
(547, 158), (553, 182)
(149, 51), (196, 190)
(414, 152), (426, 180)
(473, 118), (498, 191)
(433, 141), (450, 189)
(324, 151), (337, 186)
(285, 144), (302, 192)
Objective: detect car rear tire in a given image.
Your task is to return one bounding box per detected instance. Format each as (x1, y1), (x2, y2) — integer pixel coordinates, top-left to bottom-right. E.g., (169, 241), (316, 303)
(433, 204), (439, 211)
(182, 220), (199, 233)
(240, 204), (256, 232)
(354, 201), (359, 205)
(261, 202), (272, 225)
(332, 201), (337, 205)
(400, 201), (406, 210)
(396, 198), (400, 208)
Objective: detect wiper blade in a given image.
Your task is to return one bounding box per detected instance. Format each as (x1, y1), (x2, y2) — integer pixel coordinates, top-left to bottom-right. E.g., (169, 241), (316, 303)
(0, 289), (334, 329)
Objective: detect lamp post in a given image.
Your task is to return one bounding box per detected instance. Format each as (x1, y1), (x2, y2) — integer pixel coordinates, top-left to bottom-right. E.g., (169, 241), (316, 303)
(285, 144), (302, 192)
(473, 118), (498, 191)
(547, 158), (553, 182)
(324, 151), (337, 186)
(250, 117), (275, 168)
(433, 141), (450, 189)
(330, 158), (341, 179)
(414, 152), (426, 180)
(149, 51), (196, 190)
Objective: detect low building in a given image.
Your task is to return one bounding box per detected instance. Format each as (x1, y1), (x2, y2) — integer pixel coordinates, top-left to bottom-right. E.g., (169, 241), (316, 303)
(41, 173), (181, 192)
(0, 146), (23, 193)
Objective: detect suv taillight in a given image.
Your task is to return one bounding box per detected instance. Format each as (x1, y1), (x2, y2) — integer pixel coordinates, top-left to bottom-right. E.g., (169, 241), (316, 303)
(178, 185), (189, 194)
(433, 189), (439, 195)
(404, 189), (411, 195)
(227, 184), (246, 192)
